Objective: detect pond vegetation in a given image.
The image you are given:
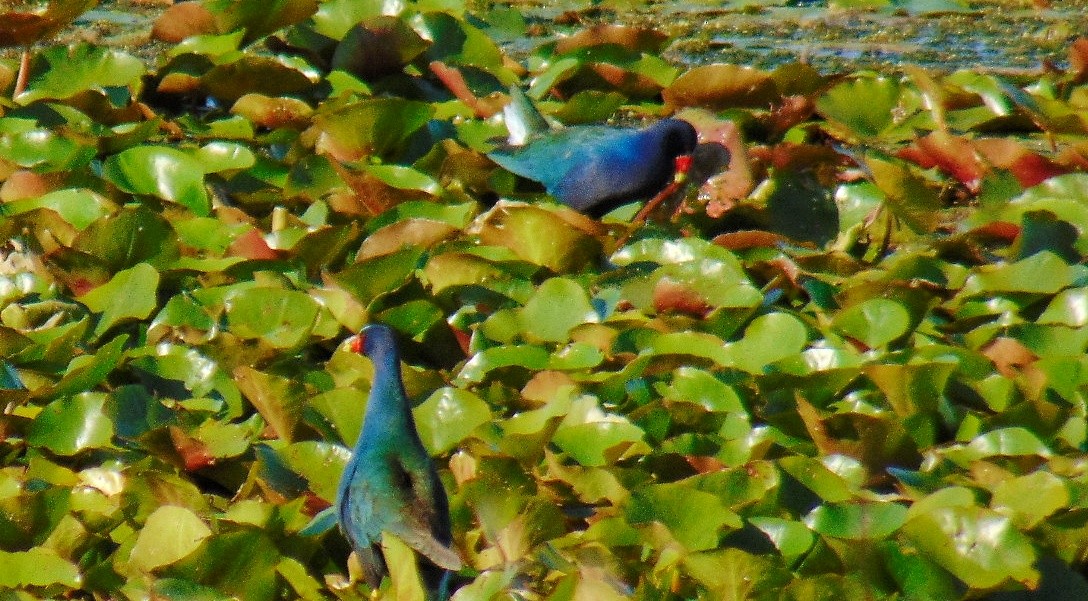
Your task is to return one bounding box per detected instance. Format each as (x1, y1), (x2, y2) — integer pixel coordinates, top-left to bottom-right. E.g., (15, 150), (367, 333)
(2, 0), (1088, 599)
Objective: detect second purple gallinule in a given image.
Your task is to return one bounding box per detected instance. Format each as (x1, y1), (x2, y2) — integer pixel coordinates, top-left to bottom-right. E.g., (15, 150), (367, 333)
(488, 89), (698, 218)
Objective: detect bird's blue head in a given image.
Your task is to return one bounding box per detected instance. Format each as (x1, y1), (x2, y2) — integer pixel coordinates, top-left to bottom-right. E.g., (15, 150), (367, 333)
(350, 324), (398, 362)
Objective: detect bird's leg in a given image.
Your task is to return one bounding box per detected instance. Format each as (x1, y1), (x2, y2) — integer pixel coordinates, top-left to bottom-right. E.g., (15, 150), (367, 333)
(615, 156), (695, 247)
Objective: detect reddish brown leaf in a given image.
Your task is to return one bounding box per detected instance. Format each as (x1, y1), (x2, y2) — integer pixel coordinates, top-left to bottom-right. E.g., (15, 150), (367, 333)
(557, 63), (661, 99)
(169, 425), (215, 471)
(303, 491), (331, 514)
(231, 94), (314, 129)
(678, 108), (754, 213)
(767, 95), (816, 138)
(428, 61), (504, 118)
(151, 2), (217, 43)
(685, 455), (726, 473)
(1069, 37), (1088, 83)
(327, 162), (416, 217)
(898, 132), (986, 191)
(664, 64), (779, 110)
(974, 138), (1068, 187)
(982, 337), (1037, 377)
(0, 12), (59, 48)
(522, 370), (576, 404)
(968, 221), (1021, 245)
(228, 228), (278, 260)
(555, 24), (668, 54)
(652, 277), (712, 317)
(712, 230), (791, 251)
(0, 170), (54, 202)
(1057, 141), (1088, 170)
(156, 72), (202, 95)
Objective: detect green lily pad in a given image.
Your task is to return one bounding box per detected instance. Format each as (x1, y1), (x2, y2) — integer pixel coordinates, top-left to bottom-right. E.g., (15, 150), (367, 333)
(804, 501), (908, 540)
(0, 548), (81, 588)
(413, 386), (491, 455)
(129, 505), (213, 572)
(79, 262), (160, 338)
(901, 506), (1038, 589)
(103, 146), (211, 216)
(27, 392), (114, 455)
(224, 287), (321, 348)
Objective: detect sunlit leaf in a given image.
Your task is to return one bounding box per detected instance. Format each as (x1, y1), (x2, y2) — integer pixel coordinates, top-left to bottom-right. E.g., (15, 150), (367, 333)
(79, 262), (160, 338)
(103, 146), (211, 216)
(27, 392), (113, 455)
(129, 505), (213, 572)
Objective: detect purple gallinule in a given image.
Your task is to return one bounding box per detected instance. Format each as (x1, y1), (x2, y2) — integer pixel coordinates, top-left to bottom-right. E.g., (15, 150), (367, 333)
(488, 89), (698, 218)
(336, 324), (462, 597)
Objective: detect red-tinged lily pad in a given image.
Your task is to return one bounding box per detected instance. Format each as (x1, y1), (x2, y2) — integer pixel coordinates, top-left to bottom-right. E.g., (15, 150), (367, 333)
(470, 202), (603, 273)
(201, 56), (317, 103)
(0, 0), (97, 49)
(357, 218), (455, 261)
(554, 61), (664, 100)
(663, 64), (779, 110)
(234, 366), (305, 443)
(169, 425), (216, 471)
(898, 131), (986, 191)
(151, 2), (216, 43)
(555, 25), (668, 55)
(231, 94), (314, 130)
(330, 16), (430, 80)
(973, 138), (1068, 188)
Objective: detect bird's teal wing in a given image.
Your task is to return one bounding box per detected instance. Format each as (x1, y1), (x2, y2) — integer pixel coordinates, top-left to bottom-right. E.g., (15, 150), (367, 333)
(338, 473), (388, 589)
(384, 451), (463, 571)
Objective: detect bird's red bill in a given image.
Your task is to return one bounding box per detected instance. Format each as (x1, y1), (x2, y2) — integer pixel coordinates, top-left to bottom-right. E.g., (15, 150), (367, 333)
(674, 152), (691, 180)
(349, 334), (365, 354)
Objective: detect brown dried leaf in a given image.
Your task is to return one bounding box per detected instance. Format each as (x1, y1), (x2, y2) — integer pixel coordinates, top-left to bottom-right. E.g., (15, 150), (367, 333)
(151, 2), (217, 43)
